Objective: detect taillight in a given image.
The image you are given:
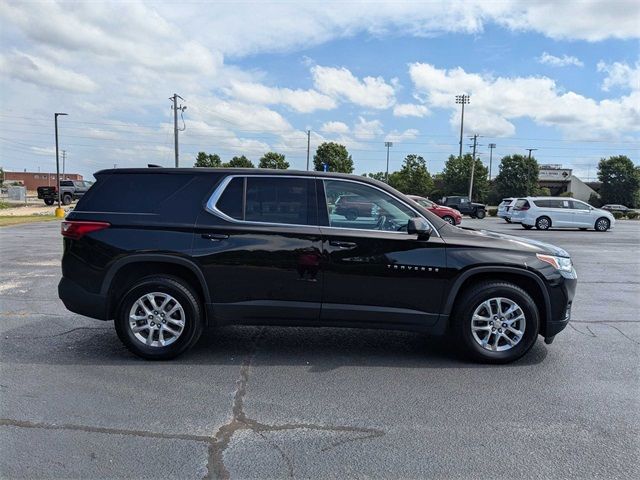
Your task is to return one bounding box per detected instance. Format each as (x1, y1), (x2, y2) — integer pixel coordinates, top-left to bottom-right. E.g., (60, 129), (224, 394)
(61, 221), (110, 240)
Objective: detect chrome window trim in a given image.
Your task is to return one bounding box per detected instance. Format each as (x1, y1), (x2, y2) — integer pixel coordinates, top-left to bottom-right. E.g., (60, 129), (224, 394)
(205, 174), (440, 237)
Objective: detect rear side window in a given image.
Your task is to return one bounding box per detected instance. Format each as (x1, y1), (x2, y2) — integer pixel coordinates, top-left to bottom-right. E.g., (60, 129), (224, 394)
(78, 173), (194, 213)
(216, 177), (244, 220)
(514, 199), (530, 209)
(246, 177), (313, 225)
(214, 176), (316, 226)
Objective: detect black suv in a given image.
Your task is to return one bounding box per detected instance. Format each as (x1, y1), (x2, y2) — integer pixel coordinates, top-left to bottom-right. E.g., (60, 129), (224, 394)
(440, 196), (487, 219)
(59, 169), (576, 363)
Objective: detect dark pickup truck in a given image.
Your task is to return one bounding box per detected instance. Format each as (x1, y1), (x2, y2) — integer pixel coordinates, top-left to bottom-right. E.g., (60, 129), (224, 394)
(37, 180), (92, 206)
(440, 196), (487, 219)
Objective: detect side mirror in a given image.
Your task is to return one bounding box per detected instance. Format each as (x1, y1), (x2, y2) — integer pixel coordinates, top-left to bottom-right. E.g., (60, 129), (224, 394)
(407, 217), (433, 240)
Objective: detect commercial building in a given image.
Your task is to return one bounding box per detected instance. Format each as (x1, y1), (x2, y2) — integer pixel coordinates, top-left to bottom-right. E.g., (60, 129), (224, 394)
(3, 171), (83, 191)
(538, 165), (597, 202)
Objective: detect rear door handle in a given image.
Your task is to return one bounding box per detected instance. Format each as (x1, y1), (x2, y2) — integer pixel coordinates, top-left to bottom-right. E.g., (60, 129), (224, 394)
(201, 233), (229, 240)
(329, 240), (357, 249)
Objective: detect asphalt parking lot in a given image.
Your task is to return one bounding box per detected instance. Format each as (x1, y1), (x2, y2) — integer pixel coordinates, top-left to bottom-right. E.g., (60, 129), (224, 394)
(1, 218), (638, 479)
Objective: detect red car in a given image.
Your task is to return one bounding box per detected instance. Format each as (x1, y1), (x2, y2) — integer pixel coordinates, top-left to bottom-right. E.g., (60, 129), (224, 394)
(407, 195), (462, 225)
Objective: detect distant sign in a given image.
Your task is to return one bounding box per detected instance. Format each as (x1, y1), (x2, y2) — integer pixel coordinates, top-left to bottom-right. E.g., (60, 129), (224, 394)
(539, 168), (571, 181)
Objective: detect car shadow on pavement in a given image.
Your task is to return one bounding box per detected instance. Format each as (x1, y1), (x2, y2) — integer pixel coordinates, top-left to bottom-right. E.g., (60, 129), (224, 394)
(0, 318), (547, 369)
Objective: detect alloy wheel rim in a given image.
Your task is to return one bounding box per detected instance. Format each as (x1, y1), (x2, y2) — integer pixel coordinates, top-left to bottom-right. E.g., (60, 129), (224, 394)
(128, 292), (186, 347)
(471, 297), (526, 352)
(597, 219), (608, 230)
(445, 216), (454, 224)
(539, 218), (549, 229)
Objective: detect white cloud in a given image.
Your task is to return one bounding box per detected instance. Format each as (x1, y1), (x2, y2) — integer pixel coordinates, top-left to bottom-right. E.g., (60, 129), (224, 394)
(597, 61), (640, 91)
(409, 62), (640, 138)
(353, 117), (384, 139)
(385, 129), (420, 143)
(225, 81), (336, 113)
(393, 103), (430, 117)
(312, 66), (396, 109)
(0, 51), (97, 93)
(321, 121), (350, 134)
(538, 52), (584, 68)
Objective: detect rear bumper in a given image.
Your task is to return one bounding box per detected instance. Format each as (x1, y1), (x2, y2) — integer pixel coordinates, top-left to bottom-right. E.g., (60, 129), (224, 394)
(58, 277), (110, 320)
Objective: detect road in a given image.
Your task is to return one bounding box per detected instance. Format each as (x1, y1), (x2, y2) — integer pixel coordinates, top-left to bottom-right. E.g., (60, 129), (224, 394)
(1, 218), (638, 479)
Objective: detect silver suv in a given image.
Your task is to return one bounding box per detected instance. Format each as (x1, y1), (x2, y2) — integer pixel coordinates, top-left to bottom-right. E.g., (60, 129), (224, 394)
(510, 197), (615, 231)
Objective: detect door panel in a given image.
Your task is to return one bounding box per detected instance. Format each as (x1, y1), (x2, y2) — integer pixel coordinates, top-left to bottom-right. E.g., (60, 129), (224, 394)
(193, 176), (322, 323)
(320, 228), (447, 327)
(319, 178), (447, 328)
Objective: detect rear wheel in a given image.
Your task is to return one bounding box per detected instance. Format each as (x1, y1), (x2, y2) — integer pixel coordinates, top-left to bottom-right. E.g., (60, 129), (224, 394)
(442, 215), (455, 225)
(476, 209), (486, 219)
(44, 198), (54, 206)
(115, 276), (203, 360)
(595, 217), (610, 232)
(522, 225), (533, 230)
(505, 218), (512, 224)
(536, 216), (551, 230)
(62, 194), (72, 205)
(453, 282), (540, 363)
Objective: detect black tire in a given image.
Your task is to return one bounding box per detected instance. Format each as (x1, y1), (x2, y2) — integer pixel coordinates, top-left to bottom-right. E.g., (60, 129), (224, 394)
(452, 281), (540, 364)
(536, 216), (551, 230)
(115, 276), (203, 360)
(522, 225), (533, 230)
(442, 215), (455, 225)
(344, 209), (358, 221)
(594, 217), (610, 232)
(44, 198), (54, 206)
(476, 209), (486, 219)
(62, 194), (72, 205)
(505, 218), (512, 224)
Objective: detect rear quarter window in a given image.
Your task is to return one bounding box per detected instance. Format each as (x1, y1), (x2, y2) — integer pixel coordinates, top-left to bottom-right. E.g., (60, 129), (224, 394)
(76, 173), (196, 213)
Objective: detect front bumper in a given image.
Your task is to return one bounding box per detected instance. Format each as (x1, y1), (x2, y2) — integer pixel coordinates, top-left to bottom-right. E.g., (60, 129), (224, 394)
(542, 274), (577, 340)
(58, 277), (110, 320)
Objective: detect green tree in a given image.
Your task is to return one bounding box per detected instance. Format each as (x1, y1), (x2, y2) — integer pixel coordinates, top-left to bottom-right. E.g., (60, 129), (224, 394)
(494, 154), (540, 198)
(313, 142), (353, 173)
(441, 154), (489, 201)
(391, 154), (434, 196)
(224, 155), (254, 168)
(598, 155), (640, 207)
(194, 151), (221, 168)
(258, 152), (289, 169)
(363, 172), (387, 181)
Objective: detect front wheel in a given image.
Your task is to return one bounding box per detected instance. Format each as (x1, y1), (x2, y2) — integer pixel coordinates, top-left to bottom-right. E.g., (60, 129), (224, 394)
(44, 198), (54, 206)
(453, 282), (540, 363)
(62, 194), (72, 205)
(442, 215), (455, 225)
(115, 276), (203, 360)
(595, 217), (610, 232)
(522, 224), (533, 230)
(476, 209), (486, 219)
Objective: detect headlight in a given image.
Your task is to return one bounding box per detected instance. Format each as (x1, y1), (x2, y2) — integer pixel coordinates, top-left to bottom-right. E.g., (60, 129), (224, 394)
(536, 253), (573, 272)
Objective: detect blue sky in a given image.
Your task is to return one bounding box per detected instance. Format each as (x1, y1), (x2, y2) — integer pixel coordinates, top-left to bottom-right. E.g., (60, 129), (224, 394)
(0, 0), (638, 181)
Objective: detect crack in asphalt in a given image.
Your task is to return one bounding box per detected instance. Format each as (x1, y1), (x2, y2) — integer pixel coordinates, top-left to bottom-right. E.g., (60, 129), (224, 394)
(205, 328), (385, 479)
(1, 328), (385, 480)
(4, 326), (111, 339)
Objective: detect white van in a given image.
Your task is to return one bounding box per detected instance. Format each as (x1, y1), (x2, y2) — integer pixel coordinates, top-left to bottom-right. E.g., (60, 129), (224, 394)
(510, 197), (615, 231)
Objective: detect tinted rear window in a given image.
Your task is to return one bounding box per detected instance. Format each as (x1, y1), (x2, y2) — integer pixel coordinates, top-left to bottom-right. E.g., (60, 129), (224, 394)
(514, 199), (530, 209)
(60, 180), (74, 186)
(246, 177), (313, 225)
(77, 173), (195, 213)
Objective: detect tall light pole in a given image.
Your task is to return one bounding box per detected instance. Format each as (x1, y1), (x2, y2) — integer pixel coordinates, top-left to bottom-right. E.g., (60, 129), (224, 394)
(455, 94), (470, 159)
(525, 148), (538, 195)
(488, 143), (496, 180)
(306, 129), (311, 170)
(384, 141), (393, 182)
(54, 112), (68, 217)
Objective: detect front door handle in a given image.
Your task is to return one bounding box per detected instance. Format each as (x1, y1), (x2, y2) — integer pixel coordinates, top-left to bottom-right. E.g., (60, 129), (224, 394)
(201, 233), (229, 240)
(329, 240), (357, 249)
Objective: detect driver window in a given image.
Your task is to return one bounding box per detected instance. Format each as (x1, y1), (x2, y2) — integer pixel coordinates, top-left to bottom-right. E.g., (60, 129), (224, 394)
(324, 179), (415, 231)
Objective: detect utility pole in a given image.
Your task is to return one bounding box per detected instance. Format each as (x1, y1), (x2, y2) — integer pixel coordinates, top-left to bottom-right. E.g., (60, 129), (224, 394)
(54, 112), (68, 217)
(468, 134), (479, 200)
(488, 143), (496, 180)
(170, 94), (186, 167)
(525, 148), (537, 195)
(306, 130), (311, 170)
(455, 94), (470, 159)
(384, 141), (393, 182)
(62, 150), (66, 179)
